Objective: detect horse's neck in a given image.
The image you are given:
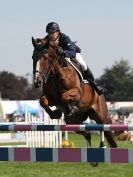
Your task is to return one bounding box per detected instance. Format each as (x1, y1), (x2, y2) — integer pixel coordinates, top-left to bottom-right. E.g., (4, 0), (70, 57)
(48, 45), (57, 57)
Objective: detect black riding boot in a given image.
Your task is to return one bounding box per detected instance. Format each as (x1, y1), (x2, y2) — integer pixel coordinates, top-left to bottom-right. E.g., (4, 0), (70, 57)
(84, 67), (107, 95)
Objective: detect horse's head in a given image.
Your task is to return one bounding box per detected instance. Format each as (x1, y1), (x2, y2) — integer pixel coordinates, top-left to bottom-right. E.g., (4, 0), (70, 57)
(32, 37), (49, 87)
(32, 37), (59, 87)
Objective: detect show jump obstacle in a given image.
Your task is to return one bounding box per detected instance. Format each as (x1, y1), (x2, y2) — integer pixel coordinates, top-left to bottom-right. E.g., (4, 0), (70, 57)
(0, 123), (133, 163)
(0, 123), (133, 131)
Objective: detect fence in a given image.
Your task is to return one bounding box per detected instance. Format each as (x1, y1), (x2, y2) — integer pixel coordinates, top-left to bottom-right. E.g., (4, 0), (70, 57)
(24, 111), (68, 147)
(0, 123), (133, 162)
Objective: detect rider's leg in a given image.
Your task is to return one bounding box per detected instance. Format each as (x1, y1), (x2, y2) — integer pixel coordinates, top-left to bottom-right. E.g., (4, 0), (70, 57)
(75, 53), (94, 80)
(75, 53), (106, 95)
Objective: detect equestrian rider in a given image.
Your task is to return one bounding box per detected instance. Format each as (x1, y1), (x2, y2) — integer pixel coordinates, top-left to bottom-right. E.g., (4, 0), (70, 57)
(33, 22), (106, 95)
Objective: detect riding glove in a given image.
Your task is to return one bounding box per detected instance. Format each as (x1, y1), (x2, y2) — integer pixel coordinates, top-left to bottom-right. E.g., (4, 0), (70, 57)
(56, 47), (65, 56)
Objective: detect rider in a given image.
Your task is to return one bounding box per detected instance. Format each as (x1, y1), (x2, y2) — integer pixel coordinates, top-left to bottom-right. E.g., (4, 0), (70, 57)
(33, 22), (106, 95)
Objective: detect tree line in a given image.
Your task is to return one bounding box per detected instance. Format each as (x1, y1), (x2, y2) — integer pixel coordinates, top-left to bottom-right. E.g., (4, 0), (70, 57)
(96, 59), (133, 101)
(0, 59), (133, 101)
(0, 72), (41, 100)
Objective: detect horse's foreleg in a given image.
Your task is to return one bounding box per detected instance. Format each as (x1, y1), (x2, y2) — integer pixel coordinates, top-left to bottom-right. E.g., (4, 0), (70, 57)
(39, 96), (62, 119)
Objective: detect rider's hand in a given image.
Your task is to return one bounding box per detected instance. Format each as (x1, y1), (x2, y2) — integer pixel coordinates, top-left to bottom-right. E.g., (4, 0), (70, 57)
(56, 47), (65, 55)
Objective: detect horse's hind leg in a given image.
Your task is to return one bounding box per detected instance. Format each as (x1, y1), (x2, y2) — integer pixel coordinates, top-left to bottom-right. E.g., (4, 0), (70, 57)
(76, 131), (98, 167)
(76, 131), (91, 147)
(89, 95), (117, 148)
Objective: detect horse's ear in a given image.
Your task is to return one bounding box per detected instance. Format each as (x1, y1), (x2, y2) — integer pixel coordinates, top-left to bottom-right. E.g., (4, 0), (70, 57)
(31, 36), (38, 49)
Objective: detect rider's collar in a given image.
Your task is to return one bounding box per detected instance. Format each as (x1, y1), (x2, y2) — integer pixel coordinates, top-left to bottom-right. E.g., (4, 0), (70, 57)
(50, 36), (59, 45)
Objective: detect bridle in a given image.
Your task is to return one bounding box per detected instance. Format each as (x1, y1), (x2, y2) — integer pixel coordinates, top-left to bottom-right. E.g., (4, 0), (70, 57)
(33, 47), (60, 85)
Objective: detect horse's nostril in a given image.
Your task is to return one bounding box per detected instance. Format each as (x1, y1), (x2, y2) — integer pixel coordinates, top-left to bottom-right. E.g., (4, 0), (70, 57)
(38, 81), (41, 85)
(33, 78), (41, 88)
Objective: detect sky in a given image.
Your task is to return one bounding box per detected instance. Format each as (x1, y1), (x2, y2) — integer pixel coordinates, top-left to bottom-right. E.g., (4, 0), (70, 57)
(0, 0), (133, 79)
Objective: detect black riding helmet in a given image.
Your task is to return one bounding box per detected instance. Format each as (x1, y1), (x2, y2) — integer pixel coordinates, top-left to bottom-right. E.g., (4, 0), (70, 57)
(46, 22), (60, 33)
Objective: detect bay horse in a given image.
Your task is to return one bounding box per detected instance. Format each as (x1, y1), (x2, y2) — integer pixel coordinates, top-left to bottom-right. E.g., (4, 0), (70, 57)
(32, 37), (117, 151)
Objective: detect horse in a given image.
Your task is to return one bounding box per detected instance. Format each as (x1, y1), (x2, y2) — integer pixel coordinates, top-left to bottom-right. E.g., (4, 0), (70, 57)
(31, 37), (117, 152)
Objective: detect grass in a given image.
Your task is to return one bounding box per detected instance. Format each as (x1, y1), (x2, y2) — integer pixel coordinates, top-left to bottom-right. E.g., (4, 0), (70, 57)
(0, 133), (133, 177)
(0, 142), (25, 146)
(68, 132), (133, 148)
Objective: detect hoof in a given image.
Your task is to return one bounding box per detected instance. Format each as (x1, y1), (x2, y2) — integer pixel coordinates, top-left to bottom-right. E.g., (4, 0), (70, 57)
(50, 110), (62, 119)
(65, 108), (78, 117)
(66, 112), (73, 117)
(101, 146), (107, 148)
(99, 142), (106, 148)
(90, 162), (98, 167)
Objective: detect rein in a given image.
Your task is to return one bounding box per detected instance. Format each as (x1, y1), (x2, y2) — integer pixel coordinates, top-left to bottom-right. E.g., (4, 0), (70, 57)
(42, 54), (60, 84)
(34, 52), (60, 85)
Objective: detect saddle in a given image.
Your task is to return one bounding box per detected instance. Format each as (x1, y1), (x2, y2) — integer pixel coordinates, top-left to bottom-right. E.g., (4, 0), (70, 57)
(65, 58), (87, 83)
(62, 57), (106, 95)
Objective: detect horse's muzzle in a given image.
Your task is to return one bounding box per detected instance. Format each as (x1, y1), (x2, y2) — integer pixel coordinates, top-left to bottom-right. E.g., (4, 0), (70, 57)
(34, 79), (41, 88)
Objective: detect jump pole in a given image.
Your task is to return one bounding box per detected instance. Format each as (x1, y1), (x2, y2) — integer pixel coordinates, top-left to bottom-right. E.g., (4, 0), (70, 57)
(0, 123), (133, 131)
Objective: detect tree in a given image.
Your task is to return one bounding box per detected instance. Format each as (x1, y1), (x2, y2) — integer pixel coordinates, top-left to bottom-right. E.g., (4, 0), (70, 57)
(26, 85), (41, 100)
(0, 71), (41, 100)
(96, 59), (133, 101)
(0, 71), (28, 99)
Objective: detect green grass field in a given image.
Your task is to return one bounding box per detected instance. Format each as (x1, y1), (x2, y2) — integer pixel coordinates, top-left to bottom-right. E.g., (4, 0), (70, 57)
(0, 133), (133, 177)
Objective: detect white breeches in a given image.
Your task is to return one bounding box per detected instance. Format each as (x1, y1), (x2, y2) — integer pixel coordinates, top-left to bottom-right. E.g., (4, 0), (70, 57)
(76, 53), (87, 71)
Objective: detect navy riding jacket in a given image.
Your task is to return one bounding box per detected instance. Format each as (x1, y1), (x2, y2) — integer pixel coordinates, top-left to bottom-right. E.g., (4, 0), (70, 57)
(45, 33), (80, 58)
